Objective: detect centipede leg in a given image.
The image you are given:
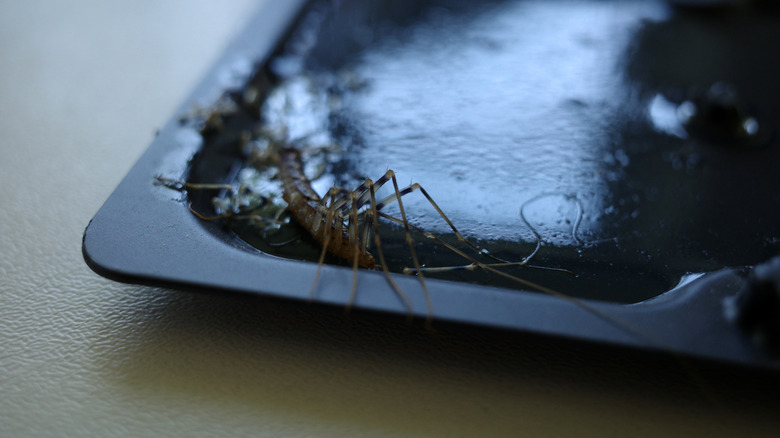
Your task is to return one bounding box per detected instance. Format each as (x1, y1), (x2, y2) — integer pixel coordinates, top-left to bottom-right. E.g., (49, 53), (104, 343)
(367, 179), (414, 319)
(373, 186), (583, 280)
(155, 176), (235, 192)
(373, 182), (585, 277)
(387, 172), (433, 327)
(309, 187), (340, 302)
(347, 191), (361, 310)
(373, 183), (517, 267)
(348, 173), (430, 322)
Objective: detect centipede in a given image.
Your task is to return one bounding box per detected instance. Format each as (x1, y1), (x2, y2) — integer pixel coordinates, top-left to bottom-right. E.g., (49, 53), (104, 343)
(158, 132), (570, 328)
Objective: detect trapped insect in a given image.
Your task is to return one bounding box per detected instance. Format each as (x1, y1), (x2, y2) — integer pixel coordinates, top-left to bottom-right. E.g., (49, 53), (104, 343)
(157, 131), (567, 326)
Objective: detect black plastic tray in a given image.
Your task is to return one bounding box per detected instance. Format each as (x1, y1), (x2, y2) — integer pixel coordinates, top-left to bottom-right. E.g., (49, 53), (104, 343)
(83, 0), (780, 370)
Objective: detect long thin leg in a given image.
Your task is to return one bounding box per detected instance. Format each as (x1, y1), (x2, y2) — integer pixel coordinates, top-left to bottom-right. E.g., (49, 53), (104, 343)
(367, 178), (414, 318)
(155, 176), (235, 192)
(338, 172), (434, 323)
(160, 176), (274, 225)
(387, 171), (433, 327)
(389, 214), (686, 358)
(187, 203), (286, 229)
(343, 175), (557, 309)
(374, 186), (586, 276)
(375, 212), (574, 277)
(348, 191), (361, 309)
(309, 187), (340, 301)
(373, 182), (516, 266)
(188, 203), (237, 222)
(405, 262), (575, 276)
(376, 213), (578, 299)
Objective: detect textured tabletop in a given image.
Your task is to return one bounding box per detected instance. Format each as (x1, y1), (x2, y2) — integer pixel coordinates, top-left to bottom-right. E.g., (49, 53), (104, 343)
(1, 1), (778, 436)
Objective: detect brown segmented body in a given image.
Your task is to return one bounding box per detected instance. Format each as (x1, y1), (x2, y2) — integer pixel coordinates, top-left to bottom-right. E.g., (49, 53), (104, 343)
(276, 147), (376, 269)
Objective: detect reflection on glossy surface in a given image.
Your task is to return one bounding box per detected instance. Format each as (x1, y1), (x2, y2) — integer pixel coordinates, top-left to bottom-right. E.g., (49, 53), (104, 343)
(316, 1), (675, 302)
(337, 1), (665, 245)
(649, 94), (688, 138)
(214, 0), (780, 303)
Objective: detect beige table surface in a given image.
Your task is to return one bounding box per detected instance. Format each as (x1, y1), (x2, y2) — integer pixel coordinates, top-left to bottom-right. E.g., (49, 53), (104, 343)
(2, 1), (779, 436)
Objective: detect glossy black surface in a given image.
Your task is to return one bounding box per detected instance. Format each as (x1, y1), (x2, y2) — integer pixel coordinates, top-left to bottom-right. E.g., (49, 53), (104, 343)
(84, 0), (780, 369)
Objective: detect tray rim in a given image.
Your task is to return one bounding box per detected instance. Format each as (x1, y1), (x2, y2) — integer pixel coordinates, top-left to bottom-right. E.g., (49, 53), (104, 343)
(82, 0), (779, 371)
